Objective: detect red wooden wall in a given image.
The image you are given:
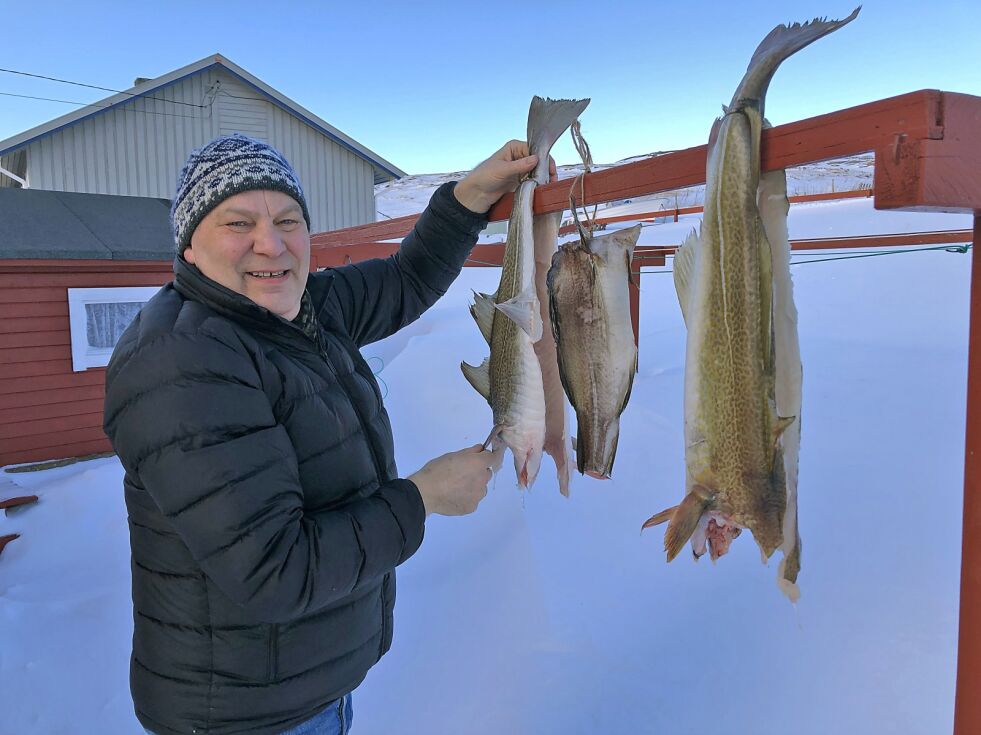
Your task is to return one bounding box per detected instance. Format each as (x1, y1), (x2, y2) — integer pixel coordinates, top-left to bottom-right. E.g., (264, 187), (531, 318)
(0, 260), (172, 466)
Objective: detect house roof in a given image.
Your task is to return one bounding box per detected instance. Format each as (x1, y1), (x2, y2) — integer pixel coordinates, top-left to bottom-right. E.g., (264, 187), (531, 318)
(0, 54), (406, 184)
(0, 188), (174, 260)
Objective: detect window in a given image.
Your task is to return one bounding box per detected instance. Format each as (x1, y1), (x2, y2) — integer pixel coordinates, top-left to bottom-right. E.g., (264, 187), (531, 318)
(67, 286), (161, 371)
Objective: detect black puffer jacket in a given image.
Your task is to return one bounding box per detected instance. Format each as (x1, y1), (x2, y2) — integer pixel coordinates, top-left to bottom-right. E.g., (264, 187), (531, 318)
(103, 183), (486, 735)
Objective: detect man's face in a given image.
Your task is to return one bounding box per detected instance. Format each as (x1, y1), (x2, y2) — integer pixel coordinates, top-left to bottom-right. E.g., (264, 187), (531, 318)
(184, 190), (310, 320)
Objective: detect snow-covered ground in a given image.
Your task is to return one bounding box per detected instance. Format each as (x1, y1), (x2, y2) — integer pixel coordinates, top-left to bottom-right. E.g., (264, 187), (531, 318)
(1, 177), (973, 733)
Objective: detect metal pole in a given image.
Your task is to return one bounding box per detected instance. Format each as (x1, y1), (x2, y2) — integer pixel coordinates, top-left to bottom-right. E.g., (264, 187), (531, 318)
(955, 213), (981, 734)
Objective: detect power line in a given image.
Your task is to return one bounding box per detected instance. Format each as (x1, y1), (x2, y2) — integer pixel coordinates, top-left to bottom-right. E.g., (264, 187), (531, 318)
(0, 90), (211, 120)
(0, 66), (209, 109)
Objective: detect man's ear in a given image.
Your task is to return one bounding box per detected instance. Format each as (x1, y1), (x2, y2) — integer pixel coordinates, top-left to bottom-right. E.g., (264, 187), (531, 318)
(183, 246), (196, 264)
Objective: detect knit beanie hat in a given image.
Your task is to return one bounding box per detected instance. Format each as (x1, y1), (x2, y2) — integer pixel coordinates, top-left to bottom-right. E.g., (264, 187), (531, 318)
(170, 133), (311, 255)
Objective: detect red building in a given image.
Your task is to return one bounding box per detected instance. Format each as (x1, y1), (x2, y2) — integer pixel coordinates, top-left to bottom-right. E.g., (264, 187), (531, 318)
(0, 188), (173, 466)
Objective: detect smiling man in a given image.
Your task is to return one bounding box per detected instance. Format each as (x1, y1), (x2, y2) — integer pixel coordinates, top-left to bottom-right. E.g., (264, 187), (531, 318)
(103, 134), (538, 734)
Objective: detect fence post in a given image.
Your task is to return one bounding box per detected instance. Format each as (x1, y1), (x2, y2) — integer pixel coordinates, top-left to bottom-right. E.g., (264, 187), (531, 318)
(955, 214), (981, 735)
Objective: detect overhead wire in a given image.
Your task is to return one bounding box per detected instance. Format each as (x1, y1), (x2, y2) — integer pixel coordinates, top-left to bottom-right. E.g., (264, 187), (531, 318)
(0, 66), (210, 109)
(0, 90), (212, 120)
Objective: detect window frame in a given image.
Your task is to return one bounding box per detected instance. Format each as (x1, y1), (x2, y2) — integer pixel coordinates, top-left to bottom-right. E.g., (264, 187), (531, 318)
(66, 286), (160, 372)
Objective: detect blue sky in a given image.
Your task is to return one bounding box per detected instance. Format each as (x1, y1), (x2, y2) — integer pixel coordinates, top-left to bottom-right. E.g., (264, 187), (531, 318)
(1, 0), (978, 175)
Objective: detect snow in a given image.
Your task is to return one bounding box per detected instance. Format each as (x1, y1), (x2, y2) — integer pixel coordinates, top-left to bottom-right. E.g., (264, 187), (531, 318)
(1, 180), (972, 733)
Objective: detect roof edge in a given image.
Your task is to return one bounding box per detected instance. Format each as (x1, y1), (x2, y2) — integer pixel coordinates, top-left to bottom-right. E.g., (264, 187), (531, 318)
(0, 53), (407, 180)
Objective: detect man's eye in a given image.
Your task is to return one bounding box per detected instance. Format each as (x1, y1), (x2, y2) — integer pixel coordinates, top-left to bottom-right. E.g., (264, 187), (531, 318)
(227, 221), (250, 228)
(278, 219), (299, 227)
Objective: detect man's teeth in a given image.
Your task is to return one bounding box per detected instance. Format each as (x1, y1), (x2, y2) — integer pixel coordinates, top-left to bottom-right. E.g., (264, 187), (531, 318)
(249, 271), (287, 278)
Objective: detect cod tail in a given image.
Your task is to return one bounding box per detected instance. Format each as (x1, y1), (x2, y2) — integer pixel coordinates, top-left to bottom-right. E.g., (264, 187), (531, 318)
(527, 96), (590, 184)
(729, 7), (860, 112)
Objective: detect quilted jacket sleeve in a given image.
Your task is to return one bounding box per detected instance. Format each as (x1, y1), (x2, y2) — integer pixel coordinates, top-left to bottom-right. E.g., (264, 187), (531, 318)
(103, 324), (425, 623)
(324, 181), (488, 347)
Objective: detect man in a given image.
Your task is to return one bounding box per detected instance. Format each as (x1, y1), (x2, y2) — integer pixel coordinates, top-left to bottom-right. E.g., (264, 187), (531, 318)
(103, 133), (544, 734)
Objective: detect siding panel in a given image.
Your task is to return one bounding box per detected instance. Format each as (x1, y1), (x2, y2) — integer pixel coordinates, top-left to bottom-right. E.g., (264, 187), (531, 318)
(13, 67), (379, 232)
(0, 438), (112, 467)
(0, 396), (103, 424)
(0, 359), (74, 379)
(0, 384), (105, 411)
(0, 411), (105, 441)
(3, 425), (108, 454)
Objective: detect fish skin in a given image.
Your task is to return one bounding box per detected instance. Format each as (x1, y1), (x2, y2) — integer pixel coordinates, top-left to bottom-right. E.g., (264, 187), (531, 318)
(462, 97), (589, 488)
(547, 225), (641, 480)
(644, 10), (858, 598)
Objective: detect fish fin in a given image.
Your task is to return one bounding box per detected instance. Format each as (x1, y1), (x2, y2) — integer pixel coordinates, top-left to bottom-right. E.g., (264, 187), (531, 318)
(708, 117), (724, 154)
(460, 358), (491, 402)
(470, 291), (495, 345)
(778, 531), (802, 603)
(773, 415), (797, 444)
(602, 425), (620, 479)
(644, 485), (715, 562)
(495, 286), (543, 341)
(641, 506), (677, 529)
(730, 8), (861, 113)
(672, 229), (701, 327)
(527, 97), (591, 166)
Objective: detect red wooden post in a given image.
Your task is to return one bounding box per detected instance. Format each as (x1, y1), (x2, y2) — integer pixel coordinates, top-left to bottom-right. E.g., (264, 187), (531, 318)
(955, 213), (981, 735)
(629, 272), (640, 347)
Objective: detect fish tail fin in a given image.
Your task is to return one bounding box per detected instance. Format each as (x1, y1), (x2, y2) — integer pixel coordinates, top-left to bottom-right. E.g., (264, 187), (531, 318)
(642, 486), (714, 562)
(731, 8), (860, 108)
(527, 97), (590, 180)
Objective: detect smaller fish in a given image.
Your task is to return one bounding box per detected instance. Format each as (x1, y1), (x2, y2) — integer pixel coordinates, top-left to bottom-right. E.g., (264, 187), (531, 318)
(462, 96), (589, 488)
(547, 224), (641, 479)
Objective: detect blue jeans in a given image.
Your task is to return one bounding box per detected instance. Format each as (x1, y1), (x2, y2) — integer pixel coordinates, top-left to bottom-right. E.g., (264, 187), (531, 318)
(278, 693), (354, 735)
(142, 693), (354, 735)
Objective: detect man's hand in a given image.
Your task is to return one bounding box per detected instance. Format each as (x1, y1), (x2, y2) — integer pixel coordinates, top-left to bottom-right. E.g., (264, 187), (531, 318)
(453, 140), (558, 214)
(408, 444), (503, 517)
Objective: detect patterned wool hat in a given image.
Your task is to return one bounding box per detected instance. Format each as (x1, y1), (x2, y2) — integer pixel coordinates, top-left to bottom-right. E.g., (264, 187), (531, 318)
(170, 133), (311, 254)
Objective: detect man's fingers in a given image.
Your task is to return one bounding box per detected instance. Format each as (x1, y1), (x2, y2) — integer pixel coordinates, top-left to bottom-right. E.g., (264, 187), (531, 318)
(506, 155), (538, 176)
(502, 139), (530, 161)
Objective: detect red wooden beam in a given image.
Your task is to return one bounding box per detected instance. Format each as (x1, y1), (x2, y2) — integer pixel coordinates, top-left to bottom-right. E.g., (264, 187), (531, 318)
(955, 213), (981, 735)
(494, 90), (943, 220)
(0, 533), (18, 558)
(315, 231), (970, 272)
(875, 93), (981, 213)
(0, 495), (38, 514)
(311, 91), (945, 249)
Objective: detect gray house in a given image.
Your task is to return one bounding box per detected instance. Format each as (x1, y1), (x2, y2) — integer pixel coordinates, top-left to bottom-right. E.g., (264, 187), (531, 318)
(0, 53), (405, 232)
